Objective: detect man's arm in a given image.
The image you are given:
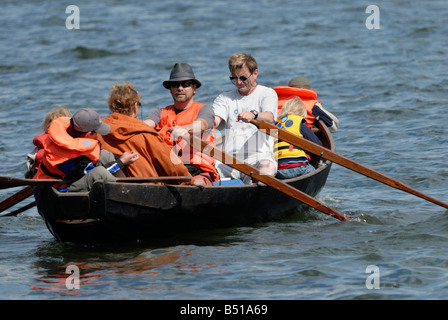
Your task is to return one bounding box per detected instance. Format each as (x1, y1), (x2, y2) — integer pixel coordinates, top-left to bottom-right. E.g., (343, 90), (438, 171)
(143, 108), (161, 128)
(237, 110), (274, 123)
(144, 119), (156, 127)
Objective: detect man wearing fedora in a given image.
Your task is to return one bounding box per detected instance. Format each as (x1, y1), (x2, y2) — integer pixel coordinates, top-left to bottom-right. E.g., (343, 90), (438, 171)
(144, 63), (219, 186)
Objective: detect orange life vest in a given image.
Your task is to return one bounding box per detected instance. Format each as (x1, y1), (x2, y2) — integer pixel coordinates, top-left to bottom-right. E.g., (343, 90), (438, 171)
(156, 102), (219, 181)
(273, 86), (321, 128)
(33, 116), (101, 180)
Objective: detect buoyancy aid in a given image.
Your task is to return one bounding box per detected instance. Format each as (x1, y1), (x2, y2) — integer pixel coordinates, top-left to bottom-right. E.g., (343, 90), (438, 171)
(273, 86), (321, 128)
(274, 115), (308, 161)
(33, 116), (101, 180)
(156, 102), (219, 181)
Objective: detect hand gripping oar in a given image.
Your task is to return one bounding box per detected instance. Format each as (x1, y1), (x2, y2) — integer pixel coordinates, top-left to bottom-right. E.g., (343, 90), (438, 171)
(188, 135), (351, 221)
(0, 176), (192, 189)
(252, 120), (448, 210)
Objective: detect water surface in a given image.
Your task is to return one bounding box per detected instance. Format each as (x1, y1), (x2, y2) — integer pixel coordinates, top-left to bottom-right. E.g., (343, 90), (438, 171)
(1, 0), (447, 301)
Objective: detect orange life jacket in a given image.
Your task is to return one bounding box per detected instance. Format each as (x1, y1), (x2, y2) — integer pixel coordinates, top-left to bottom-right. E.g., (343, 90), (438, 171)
(273, 86), (321, 128)
(33, 116), (101, 180)
(156, 102), (219, 181)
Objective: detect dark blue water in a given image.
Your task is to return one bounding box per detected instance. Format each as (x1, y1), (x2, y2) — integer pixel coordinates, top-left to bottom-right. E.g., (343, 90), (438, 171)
(1, 0), (447, 301)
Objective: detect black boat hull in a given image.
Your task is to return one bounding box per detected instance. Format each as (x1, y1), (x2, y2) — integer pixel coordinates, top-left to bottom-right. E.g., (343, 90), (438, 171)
(34, 121), (335, 244)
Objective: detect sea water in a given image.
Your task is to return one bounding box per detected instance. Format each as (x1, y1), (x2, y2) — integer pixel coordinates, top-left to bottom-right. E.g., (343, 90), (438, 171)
(0, 0), (447, 301)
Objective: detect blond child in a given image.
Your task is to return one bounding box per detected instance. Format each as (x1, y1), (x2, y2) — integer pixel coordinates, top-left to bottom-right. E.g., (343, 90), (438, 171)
(275, 98), (323, 179)
(25, 106), (73, 178)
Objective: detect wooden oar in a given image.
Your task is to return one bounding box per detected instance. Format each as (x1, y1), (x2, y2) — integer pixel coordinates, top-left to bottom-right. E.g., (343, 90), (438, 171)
(0, 187), (34, 213)
(0, 176), (192, 189)
(188, 135), (351, 221)
(0, 175), (192, 217)
(1, 201), (36, 217)
(252, 120), (448, 209)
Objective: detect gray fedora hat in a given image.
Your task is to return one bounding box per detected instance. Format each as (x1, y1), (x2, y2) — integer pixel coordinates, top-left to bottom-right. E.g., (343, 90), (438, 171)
(163, 63), (202, 89)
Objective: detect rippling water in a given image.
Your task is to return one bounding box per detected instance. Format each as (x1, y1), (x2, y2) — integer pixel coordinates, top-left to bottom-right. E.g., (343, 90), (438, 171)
(1, 0), (447, 302)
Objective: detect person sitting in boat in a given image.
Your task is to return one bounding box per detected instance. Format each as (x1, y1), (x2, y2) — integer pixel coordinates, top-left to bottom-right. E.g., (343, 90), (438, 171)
(25, 105), (72, 179)
(144, 63), (219, 186)
(98, 81), (193, 183)
(274, 77), (339, 133)
(33, 108), (138, 192)
(212, 53), (278, 184)
(275, 98), (323, 179)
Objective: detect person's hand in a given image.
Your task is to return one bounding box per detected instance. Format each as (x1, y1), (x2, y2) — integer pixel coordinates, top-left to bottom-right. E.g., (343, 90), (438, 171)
(120, 151), (139, 165)
(85, 131), (98, 139)
(170, 126), (189, 141)
(237, 110), (256, 123)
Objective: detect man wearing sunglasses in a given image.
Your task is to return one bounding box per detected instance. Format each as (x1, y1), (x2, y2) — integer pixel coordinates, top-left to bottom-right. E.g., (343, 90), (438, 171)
(212, 53), (278, 184)
(144, 63), (219, 186)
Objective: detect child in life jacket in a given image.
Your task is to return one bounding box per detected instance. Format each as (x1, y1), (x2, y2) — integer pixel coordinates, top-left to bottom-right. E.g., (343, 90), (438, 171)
(33, 108), (139, 192)
(275, 98), (323, 179)
(25, 106), (73, 178)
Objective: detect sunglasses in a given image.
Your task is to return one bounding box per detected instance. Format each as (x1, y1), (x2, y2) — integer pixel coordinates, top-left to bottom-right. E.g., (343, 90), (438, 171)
(229, 73), (253, 83)
(170, 81), (193, 88)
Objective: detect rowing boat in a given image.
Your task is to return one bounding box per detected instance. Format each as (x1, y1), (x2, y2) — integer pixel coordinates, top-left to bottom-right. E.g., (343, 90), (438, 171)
(33, 121), (334, 244)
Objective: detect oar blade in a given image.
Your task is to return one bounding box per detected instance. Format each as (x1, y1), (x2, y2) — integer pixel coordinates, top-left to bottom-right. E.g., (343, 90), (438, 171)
(0, 187), (34, 213)
(254, 120), (448, 210)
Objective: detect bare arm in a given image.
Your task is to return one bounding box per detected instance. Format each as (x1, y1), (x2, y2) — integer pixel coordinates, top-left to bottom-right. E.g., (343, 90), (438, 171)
(143, 119), (156, 128)
(214, 115), (223, 128)
(170, 119), (209, 140)
(237, 110), (274, 123)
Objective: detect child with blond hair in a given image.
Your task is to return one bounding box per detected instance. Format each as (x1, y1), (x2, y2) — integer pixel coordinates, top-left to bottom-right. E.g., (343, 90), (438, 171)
(275, 98), (323, 179)
(25, 106), (73, 178)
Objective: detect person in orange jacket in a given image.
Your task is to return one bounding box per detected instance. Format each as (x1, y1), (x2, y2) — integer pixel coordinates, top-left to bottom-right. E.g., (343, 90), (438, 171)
(144, 63), (219, 186)
(33, 108), (138, 192)
(25, 105), (72, 179)
(98, 81), (192, 183)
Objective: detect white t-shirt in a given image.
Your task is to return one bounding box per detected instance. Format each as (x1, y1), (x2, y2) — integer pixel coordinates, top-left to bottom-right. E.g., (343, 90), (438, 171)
(213, 85), (278, 158)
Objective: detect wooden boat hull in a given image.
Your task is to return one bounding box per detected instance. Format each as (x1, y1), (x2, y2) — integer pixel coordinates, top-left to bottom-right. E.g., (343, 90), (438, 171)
(34, 122), (334, 244)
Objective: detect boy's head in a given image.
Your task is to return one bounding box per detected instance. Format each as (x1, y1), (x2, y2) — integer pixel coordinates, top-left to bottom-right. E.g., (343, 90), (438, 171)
(278, 98), (307, 120)
(71, 108), (110, 135)
(42, 105), (72, 133)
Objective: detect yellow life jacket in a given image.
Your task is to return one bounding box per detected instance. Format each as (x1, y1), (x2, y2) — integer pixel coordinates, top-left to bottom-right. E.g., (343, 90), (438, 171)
(274, 115), (308, 160)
